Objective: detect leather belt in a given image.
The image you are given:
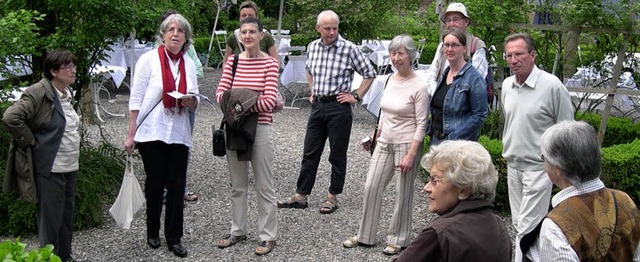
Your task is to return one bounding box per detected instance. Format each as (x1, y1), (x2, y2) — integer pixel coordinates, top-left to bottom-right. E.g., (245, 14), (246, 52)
(313, 95), (338, 103)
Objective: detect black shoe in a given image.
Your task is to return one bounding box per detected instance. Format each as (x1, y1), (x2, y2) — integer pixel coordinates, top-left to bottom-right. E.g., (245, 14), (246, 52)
(168, 243), (188, 258)
(147, 238), (161, 249)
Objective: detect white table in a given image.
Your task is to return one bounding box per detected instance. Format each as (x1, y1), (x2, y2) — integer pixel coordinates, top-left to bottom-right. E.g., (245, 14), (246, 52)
(0, 56), (32, 81)
(90, 65), (128, 122)
(280, 55), (308, 107)
(105, 44), (153, 70)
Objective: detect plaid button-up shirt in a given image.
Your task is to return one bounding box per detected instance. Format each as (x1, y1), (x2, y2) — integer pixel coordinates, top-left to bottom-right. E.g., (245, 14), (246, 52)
(305, 35), (375, 96)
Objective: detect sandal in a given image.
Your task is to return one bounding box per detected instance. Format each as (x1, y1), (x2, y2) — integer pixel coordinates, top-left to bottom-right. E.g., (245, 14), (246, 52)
(319, 198), (339, 214)
(277, 195), (308, 209)
(254, 240), (276, 255)
(183, 191), (198, 201)
(382, 244), (404, 255)
(216, 234), (247, 249)
(343, 236), (360, 248)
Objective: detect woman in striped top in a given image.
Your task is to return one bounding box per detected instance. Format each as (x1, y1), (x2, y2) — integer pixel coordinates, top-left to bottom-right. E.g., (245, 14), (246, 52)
(215, 17), (280, 256)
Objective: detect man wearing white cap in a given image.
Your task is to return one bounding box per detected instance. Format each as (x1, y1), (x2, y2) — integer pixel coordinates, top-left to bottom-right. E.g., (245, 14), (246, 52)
(426, 2), (490, 97)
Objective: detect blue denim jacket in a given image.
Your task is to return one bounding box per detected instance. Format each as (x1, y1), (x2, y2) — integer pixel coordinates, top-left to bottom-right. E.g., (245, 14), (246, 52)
(429, 61), (488, 141)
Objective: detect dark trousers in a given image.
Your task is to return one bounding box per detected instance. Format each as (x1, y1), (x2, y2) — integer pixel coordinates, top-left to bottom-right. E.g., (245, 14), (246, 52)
(296, 101), (352, 195)
(35, 170), (77, 260)
(138, 141), (188, 245)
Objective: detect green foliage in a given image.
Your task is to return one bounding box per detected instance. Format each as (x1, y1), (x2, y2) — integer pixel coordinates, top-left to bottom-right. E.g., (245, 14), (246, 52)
(601, 139), (640, 206)
(0, 141), (125, 236)
(481, 108), (502, 140)
(478, 136), (509, 214)
(0, 10), (44, 87)
(0, 238), (61, 262)
(576, 113), (640, 147)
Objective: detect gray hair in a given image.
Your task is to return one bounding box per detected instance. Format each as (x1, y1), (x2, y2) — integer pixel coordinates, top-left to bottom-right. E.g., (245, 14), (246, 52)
(421, 140), (498, 201)
(316, 10), (339, 25)
(540, 120), (601, 185)
(156, 13), (193, 53)
(504, 32), (536, 53)
(388, 35), (417, 62)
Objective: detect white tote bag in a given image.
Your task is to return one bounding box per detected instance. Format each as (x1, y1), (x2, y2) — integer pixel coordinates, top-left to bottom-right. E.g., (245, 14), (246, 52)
(109, 155), (146, 229)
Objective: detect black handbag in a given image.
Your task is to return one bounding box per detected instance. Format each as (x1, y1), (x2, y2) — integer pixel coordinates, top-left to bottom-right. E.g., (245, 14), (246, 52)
(212, 53), (239, 157)
(212, 120), (226, 157)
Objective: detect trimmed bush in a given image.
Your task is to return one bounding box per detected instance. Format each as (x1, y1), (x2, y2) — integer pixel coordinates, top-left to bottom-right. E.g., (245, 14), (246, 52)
(577, 113), (640, 147)
(601, 139), (640, 204)
(0, 141), (125, 236)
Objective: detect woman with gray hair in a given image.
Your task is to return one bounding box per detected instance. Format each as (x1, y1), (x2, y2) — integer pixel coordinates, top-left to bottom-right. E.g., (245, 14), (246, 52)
(343, 34), (429, 255)
(522, 120), (640, 261)
(395, 140), (511, 261)
(123, 13), (199, 258)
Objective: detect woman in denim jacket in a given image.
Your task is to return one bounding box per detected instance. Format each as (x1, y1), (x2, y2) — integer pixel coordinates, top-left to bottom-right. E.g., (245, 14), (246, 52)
(428, 28), (488, 145)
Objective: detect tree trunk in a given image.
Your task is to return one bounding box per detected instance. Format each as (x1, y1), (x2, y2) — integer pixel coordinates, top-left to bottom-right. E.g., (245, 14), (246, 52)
(562, 30), (579, 82)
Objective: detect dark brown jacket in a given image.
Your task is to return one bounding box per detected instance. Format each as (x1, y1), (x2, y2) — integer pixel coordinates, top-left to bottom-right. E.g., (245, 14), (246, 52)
(396, 199), (512, 262)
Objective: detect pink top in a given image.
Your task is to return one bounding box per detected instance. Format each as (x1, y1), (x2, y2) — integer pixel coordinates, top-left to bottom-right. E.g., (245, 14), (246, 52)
(216, 55), (280, 123)
(378, 76), (430, 144)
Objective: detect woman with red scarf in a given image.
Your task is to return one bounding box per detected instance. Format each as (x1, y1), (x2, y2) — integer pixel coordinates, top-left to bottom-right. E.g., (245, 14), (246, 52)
(124, 13), (198, 258)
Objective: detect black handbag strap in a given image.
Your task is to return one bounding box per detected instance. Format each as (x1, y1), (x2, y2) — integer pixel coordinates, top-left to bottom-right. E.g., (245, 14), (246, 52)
(220, 53), (240, 129)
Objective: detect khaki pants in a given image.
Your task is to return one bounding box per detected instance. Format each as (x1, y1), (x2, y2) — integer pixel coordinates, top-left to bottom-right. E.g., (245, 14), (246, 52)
(227, 124), (278, 241)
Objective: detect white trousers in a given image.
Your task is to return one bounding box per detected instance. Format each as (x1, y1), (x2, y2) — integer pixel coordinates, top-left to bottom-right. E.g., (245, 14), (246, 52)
(227, 124), (278, 241)
(356, 141), (421, 246)
(507, 167), (552, 262)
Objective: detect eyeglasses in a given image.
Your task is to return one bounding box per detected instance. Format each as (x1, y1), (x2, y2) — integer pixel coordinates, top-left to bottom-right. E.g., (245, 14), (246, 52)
(443, 43), (462, 49)
(505, 51), (531, 61)
(165, 27), (185, 35)
(428, 176), (445, 186)
(61, 64), (76, 71)
(445, 17), (464, 24)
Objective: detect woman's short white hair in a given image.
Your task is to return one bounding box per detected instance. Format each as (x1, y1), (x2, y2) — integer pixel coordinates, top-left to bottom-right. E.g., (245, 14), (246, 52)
(388, 35), (417, 63)
(156, 13), (193, 53)
(316, 10), (339, 25)
(421, 140), (498, 201)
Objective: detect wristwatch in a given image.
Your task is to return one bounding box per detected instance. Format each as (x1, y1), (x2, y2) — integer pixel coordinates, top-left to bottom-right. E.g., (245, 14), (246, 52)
(351, 90), (361, 102)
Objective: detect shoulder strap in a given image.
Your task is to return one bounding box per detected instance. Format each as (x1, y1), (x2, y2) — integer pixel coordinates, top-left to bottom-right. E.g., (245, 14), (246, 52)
(221, 53), (240, 128)
(470, 36), (479, 56)
(231, 53), (239, 86)
(375, 75), (392, 124)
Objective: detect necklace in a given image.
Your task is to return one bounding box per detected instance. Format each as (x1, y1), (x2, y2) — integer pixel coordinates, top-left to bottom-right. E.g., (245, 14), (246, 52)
(393, 73), (416, 83)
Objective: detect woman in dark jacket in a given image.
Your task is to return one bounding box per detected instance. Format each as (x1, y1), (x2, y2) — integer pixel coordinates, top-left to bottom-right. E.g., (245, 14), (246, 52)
(394, 140), (512, 261)
(3, 49), (80, 262)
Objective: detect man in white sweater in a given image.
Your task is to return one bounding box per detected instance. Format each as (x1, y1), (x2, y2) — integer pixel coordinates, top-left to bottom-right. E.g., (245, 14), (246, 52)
(500, 32), (574, 262)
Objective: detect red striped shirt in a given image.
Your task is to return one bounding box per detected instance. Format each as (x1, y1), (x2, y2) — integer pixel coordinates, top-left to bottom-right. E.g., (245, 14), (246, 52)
(216, 55), (280, 123)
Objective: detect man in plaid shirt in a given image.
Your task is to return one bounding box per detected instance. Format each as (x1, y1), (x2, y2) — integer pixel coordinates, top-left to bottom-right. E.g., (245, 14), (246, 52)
(278, 10), (375, 214)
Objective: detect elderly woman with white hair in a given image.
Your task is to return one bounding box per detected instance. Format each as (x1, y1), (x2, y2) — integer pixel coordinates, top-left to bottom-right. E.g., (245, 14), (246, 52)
(522, 120), (640, 261)
(342, 34), (429, 255)
(394, 140), (512, 261)
(123, 13), (198, 258)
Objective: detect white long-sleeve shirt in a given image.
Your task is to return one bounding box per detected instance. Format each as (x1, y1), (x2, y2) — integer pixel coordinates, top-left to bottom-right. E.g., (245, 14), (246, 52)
(129, 49), (199, 148)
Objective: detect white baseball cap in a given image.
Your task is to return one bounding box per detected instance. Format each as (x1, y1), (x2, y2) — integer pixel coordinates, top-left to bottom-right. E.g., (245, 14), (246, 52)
(442, 3), (470, 22)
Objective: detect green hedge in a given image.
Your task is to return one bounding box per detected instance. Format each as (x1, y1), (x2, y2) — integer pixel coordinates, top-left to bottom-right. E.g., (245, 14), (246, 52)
(479, 136), (640, 214)
(576, 113), (640, 147)
(421, 135), (640, 215)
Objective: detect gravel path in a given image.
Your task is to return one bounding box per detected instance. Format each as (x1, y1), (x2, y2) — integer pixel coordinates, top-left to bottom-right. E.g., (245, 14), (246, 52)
(6, 68), (514, 261)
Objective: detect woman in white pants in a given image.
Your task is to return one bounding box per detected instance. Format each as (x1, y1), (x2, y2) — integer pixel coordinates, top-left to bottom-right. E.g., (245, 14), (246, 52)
(342, 34), (430, 255)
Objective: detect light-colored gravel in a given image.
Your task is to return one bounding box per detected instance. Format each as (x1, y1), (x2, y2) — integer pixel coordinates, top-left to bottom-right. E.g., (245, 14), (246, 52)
(5, 68), (515, 261)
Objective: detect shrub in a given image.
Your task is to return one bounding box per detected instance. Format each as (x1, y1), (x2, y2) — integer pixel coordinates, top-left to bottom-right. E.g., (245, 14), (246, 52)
(576, 113), (640, 147)
(601, 139), (640, 205)
(0, 142), (125, 236)
(0, 238), (60, 262)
